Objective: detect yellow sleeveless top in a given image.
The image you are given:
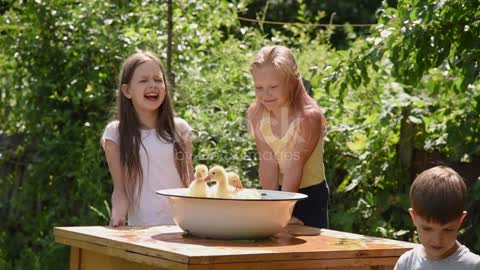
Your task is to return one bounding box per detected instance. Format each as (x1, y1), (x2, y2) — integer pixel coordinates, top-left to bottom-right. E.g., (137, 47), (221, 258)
(259, 110), (325, 189)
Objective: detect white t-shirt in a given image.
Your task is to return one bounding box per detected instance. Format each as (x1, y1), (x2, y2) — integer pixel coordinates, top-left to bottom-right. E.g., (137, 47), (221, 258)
(395, 244), (480, 270)
(101, 117), (192, 226)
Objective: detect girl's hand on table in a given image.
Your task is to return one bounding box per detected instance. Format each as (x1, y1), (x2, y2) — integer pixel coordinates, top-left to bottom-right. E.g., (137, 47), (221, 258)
(110, 190), (128, 226)
(110, 214), (126, 227)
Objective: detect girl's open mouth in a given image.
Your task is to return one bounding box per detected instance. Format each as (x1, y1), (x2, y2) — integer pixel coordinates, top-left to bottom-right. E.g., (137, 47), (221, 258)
(144, 93), (159, 101)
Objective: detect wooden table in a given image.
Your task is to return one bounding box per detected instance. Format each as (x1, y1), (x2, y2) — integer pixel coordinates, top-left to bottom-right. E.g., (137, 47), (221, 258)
(54, 225), (418, 270)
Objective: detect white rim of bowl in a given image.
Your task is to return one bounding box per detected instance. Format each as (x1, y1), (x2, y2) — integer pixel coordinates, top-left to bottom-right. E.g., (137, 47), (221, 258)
(155, 188), (308, 201)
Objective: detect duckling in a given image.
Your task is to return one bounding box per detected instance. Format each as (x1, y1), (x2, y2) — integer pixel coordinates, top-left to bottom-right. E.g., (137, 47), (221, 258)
(188, 164), (209, 197)
(205, 165), (236, 198)
(227, 172), (244, 191)
(226, 172), (262, 199)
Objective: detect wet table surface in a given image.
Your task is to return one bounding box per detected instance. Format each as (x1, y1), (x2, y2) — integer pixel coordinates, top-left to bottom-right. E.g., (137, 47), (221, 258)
(54, 224), (418, 270)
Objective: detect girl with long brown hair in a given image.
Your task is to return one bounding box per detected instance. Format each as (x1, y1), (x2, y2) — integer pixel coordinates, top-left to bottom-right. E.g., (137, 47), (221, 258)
(101, 51), (193, 226)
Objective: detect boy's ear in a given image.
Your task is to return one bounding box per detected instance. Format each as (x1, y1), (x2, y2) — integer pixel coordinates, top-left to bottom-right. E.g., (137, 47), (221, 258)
(408, 208), (416, 225)
(459, 211), (467, 225)
(121, 84), (132, 99)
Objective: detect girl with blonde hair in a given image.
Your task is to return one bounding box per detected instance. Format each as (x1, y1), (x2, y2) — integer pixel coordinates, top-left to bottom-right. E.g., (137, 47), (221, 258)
(248, 45), (329, 228)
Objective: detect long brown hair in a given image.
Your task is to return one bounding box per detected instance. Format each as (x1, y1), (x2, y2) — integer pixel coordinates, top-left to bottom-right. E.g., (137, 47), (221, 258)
(248, 45), (327, 137)
(116, 51), (189, 207)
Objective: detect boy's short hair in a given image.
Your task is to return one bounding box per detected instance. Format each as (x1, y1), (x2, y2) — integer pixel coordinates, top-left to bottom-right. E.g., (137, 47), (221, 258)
(410, 166), (466, 224)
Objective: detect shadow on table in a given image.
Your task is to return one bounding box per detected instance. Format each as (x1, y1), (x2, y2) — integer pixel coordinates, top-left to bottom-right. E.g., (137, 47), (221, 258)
(151, 230), (307, 247)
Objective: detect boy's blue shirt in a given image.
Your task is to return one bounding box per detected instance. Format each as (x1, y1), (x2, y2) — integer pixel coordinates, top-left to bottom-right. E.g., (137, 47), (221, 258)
(395, 244), (480, 270)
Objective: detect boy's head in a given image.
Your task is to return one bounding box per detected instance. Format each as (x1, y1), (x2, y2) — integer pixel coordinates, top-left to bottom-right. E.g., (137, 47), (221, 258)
(409, 166), (467, 260)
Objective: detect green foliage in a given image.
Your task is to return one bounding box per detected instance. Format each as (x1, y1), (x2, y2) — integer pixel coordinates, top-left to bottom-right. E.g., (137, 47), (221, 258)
(177, 35), (260, 185)
(467, 181), (480, 252)
(323, 0), (480, 245)
(240, 0), (384, 48)
(0, 1), (257, 268)
(0, 0), (479, 269)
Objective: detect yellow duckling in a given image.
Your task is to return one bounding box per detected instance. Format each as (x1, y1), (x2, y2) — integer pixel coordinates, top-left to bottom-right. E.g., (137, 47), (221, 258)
(227, 172), (244, 191)
(205, 165), (236, 198)
(188, 164), (209, 197)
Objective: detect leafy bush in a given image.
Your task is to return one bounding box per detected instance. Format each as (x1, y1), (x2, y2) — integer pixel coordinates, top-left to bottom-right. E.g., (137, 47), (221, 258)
(323, 0), (480, 247)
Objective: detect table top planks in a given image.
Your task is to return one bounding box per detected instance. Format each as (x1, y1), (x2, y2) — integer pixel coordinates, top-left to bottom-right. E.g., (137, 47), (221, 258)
(54, 225), (418, 266)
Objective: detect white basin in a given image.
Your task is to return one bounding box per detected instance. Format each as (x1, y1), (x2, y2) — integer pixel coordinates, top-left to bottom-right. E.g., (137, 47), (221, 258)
(156, 188), (307, 239)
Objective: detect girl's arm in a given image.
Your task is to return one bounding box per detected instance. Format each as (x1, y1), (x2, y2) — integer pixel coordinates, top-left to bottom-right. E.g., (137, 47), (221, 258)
(175, 118), (194, 185)
(248, 108), (280, 190)
(256, 133), (280, 190)
(281, 110), (324, 192)
(103, 140), (129, 226)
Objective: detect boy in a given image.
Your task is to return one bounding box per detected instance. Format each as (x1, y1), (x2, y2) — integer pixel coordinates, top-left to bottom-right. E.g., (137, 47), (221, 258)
(395, 166), (480, 270)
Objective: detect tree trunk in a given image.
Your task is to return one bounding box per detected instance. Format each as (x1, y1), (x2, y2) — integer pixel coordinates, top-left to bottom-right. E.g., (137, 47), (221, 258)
(399, 107), (415, 181)
(167, 0), (175, 90)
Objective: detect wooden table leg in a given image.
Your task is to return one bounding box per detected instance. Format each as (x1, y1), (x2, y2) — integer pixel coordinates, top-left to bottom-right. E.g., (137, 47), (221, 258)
(70, 247), (81, 270)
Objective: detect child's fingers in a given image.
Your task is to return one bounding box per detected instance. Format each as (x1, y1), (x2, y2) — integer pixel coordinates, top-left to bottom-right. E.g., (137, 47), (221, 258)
(110, 216), (125, 227)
